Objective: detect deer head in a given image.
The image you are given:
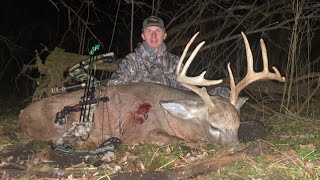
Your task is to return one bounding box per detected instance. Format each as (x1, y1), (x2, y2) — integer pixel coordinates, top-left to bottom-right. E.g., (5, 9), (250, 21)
(160, 32), (285, 146)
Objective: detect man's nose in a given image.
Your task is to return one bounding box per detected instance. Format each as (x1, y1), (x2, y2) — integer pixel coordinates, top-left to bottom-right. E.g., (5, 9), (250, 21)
(151, 32), (157, 38)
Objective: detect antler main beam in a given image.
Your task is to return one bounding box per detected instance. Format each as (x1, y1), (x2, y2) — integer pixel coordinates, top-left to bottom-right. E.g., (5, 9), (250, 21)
(228, 32), (285, 106)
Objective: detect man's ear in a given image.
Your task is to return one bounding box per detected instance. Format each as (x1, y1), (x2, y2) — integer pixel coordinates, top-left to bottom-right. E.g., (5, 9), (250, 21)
(141, 33), (146, 40)
(163, 32), (167, 40)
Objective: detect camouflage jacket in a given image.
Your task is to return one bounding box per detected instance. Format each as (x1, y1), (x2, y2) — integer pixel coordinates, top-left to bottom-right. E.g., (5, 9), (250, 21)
(108, 42), (184, 89)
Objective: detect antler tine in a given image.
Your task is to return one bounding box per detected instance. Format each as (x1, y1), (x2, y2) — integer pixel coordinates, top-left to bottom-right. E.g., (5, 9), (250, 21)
(177, 32), (223, 112)
(227, 62), (236, 105)
(176, 32), (223, 86)
(242, 32), (255, 76)
(176, 32), (199, 76)
(260, 39), (269, 73)
(260, 39), (285, 81)
(229, 32), (285, 106)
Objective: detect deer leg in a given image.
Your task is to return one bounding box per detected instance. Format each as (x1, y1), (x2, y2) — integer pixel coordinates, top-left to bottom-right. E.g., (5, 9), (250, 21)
(147, 128), (184, 145)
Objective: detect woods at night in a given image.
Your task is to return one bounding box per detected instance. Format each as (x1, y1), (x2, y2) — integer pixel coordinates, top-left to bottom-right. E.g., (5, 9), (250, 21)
(1, 0), (320, 179)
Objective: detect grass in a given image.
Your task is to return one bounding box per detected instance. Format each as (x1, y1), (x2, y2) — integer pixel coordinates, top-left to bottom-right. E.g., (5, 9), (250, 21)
(0, 108), (21, 151)
(115, 142), (217, 172)
(267, 112), (320, 152)
(197, 103), (320, 179)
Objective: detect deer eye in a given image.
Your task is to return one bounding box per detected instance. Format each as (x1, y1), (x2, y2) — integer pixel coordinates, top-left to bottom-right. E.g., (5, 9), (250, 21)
(210, 124), (220, 131)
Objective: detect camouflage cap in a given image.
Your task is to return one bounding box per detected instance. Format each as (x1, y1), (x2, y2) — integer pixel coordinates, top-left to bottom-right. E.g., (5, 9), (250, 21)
(142, 16), (165, 31)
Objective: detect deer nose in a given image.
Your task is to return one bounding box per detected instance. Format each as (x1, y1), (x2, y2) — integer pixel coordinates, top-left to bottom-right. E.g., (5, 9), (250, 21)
(221, 138), (239, 147)
(220, 131), (239, 146)
(229, 139), (240, 146)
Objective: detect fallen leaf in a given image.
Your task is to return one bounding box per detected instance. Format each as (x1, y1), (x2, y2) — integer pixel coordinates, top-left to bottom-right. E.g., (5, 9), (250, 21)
(299, 144), (316, 151)
(305, 161), (315, 169)
(1, 170), (9, 180)
(119, 155), (128, 164)
(140, 161), (145, 171)
(165, 146), (171, 155)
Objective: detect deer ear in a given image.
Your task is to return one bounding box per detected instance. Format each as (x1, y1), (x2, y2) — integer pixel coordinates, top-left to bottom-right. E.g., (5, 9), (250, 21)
(160, 100), (207, 120)
(234, 97), (249, 113)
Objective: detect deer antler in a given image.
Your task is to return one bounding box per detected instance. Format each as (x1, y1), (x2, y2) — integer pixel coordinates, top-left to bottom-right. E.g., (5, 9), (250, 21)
(228, 32), (285, 106)
(177, 32), (223, 112)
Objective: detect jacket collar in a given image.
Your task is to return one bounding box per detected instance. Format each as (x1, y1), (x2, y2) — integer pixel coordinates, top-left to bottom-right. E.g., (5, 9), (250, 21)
(135, 42), (167, 57)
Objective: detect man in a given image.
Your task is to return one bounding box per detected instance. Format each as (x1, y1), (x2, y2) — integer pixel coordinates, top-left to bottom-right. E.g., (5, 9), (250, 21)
(107, 16), (232, 99)
(108, 16), (183, 89)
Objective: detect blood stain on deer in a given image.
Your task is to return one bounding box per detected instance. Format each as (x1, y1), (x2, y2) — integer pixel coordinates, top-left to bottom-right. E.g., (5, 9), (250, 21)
(130, 103), (152, 124)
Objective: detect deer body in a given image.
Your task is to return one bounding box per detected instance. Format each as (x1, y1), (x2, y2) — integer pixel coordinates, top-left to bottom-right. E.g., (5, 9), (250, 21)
(20, 82), (240, 147)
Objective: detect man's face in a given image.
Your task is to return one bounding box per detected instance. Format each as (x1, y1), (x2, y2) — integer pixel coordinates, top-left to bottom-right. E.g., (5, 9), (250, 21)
(141, 26), (167, 49)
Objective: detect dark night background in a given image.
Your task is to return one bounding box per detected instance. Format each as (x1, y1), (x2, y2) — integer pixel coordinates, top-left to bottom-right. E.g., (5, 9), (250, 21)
(1, 0), (320, 105)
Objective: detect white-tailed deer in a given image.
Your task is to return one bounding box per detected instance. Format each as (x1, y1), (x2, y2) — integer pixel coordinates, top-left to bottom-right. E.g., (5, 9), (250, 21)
(20, 32), (285, 148)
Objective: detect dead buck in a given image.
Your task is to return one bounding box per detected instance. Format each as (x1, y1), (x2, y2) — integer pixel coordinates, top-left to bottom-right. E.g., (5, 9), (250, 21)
(20, 32), (285, 148)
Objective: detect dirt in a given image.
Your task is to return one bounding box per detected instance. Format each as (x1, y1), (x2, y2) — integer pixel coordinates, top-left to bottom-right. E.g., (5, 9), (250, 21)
(0, 140), (264, 179)
(0, 139), (272, 179)
(0, 141), (108, 179)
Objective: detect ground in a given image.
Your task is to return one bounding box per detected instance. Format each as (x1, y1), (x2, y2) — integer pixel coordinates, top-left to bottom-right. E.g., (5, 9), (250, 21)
(0, 95), (320, 179)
